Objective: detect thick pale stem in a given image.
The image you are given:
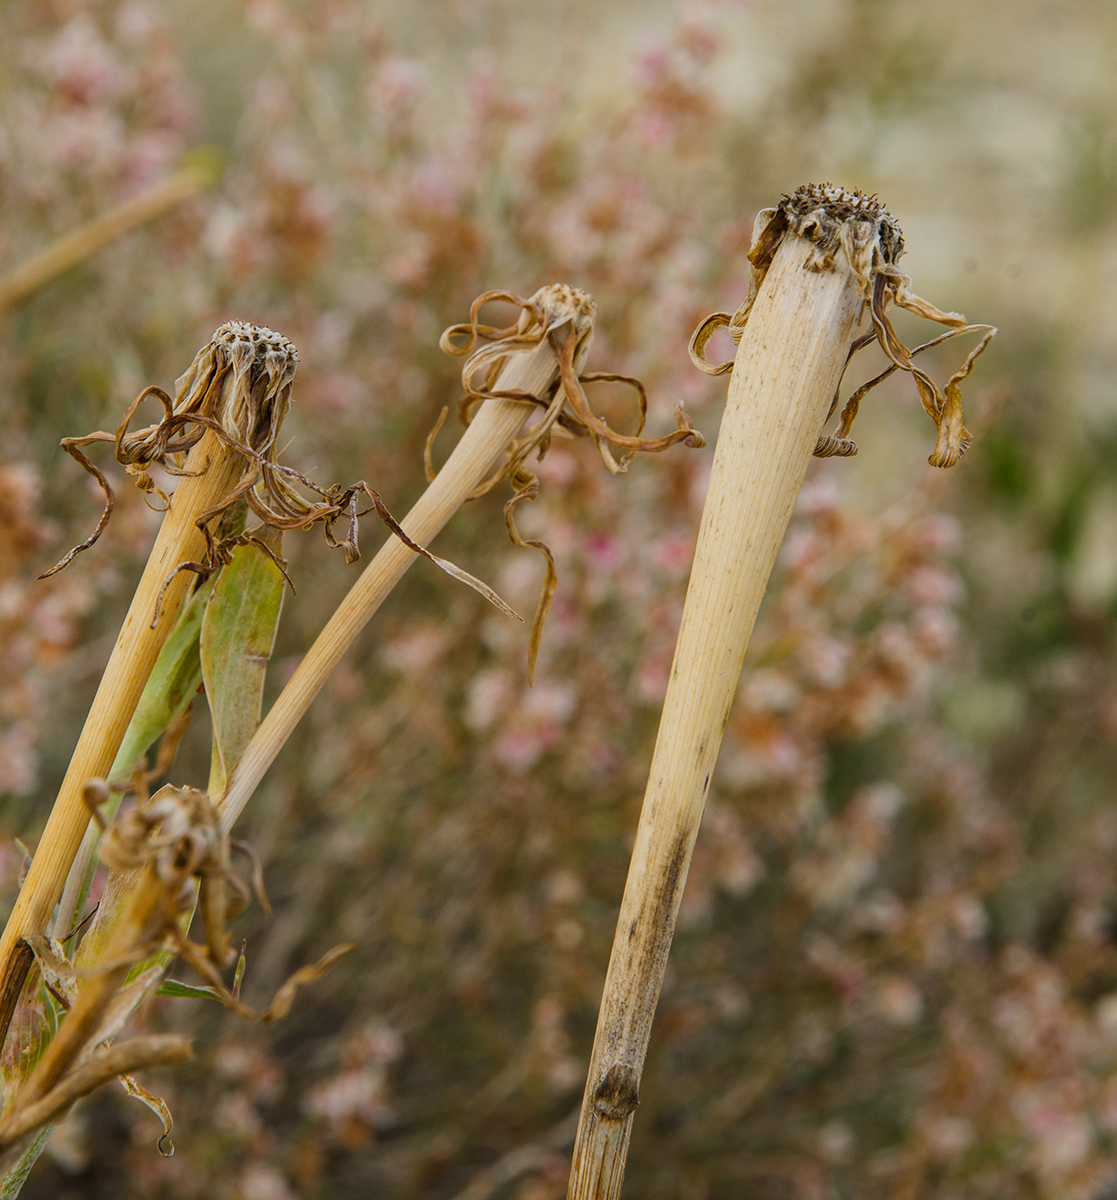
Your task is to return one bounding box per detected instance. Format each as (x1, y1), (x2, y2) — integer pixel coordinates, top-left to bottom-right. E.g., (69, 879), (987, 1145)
(217, 340), (559, 831)
(0, 419), (246, 1038)
(567, 232), (865, 1199)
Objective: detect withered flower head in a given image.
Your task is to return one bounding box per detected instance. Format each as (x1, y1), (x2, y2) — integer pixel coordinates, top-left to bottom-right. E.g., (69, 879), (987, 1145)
(438, 283), (705, 679)
(690, 183), (995, 469)
(43, 321), (393, 583)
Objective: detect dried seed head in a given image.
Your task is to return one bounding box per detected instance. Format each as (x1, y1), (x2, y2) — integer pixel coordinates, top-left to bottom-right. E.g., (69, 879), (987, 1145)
(175, 321), (299, 453)
(690, 181), (996, 469)
(773, 182), (905, 277)
(532, 282), (598, 352)
(98, 783), (252, 969)
(42, 319), (423, 581)
(439, 283), (598, 400)
(99, 784), (225, 891)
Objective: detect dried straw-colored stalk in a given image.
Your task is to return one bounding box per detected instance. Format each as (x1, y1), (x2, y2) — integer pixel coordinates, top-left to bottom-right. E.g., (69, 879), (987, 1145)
(219, 284), (701, 830)
(0, 323), (299, 1046)
(0, 160), (215, 316)
(566, 184), (994, 1199)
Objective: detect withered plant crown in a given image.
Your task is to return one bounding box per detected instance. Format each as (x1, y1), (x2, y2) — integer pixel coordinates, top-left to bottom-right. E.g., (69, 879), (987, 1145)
(43, 321), (393, 586)
(437, 283), (705, 677)
(691, 182), (995, 469)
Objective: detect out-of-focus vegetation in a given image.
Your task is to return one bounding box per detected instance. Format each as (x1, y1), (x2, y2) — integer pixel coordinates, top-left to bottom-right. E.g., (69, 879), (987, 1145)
(2, 0), (1117, 1196)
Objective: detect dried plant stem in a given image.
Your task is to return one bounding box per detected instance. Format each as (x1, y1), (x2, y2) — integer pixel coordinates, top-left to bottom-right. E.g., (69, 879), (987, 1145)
(218, 339), (559, 830)
(567, 222), (866, 1199)
(0, 406), (251, 1041)
(0, 161), (214, 316)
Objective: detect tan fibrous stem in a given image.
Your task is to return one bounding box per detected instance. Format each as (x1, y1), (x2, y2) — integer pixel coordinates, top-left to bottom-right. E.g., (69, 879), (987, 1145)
(438, 285), (705, 677)
(568, 183), (986, 1200)
(689, 183), (996, 468)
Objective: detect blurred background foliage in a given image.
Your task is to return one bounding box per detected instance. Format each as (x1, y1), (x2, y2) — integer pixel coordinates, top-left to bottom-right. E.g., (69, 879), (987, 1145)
(2, 0), (1117, 1197)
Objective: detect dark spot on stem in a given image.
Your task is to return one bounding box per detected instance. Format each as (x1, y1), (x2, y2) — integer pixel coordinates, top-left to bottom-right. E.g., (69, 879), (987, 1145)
(593, 1063), (640, 1120)
(642, 831), (691, 963)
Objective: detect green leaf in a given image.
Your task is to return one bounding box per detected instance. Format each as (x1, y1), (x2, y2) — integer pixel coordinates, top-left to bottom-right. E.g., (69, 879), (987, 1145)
(156, 979), (221, 1002)
(110, 573), (216, 782)
(201, 533), (286, 797)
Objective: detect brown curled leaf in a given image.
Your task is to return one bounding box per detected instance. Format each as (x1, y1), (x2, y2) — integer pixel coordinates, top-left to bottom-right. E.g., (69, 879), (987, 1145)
(366, 491), (521, 622)
(815, 323), (994, 460)
(813, 434), (860, 458)
(558, 329), (704, 474)
(229, 838), (272, 917)
(424, 405), (450, 483)
(118, 1071), (176, 1156)
(504, 479), (557, 686)
(687, 311), (736, 376)
(930, 325), (996, 468)
(438, 289), (545, 358)
(38, 436), (116, 578)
